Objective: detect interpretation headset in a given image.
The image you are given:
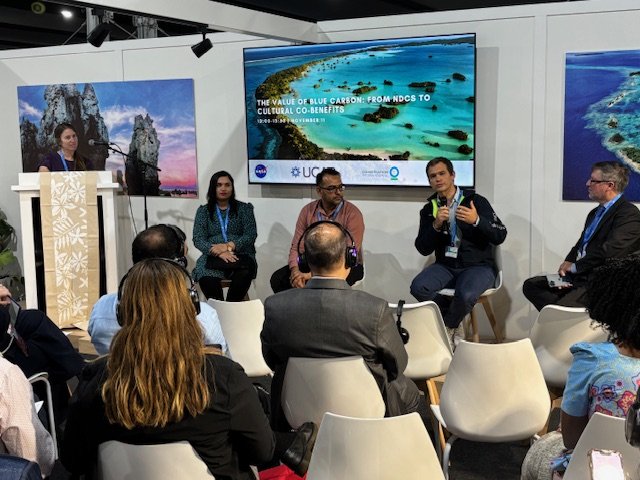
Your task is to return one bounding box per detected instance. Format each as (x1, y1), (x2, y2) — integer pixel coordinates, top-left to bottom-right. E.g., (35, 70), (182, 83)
(156, 223), (188, 268)
(296, 220), (358, 274)
(395, 299), (410, 345)
(626, 385), (640, 447)
(116, 258), (201, 326)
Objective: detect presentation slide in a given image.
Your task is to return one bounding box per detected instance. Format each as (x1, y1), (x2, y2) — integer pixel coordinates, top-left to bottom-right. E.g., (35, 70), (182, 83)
(243, 34), (476, 186)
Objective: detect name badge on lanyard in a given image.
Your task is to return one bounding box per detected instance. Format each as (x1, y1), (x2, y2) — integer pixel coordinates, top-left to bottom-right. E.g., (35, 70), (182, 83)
(445, 246), (459, 258)
(216, 206), (229, 243)
(58, 151), (69, 172)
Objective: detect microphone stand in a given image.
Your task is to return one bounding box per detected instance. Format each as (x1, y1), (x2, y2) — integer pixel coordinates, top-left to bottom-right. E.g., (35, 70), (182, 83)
(104, 143), (161, 230)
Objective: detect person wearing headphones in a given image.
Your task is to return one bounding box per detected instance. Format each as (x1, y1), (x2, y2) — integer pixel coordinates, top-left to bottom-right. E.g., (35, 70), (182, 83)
(261, 221), (423, 431)
(63, 259), (277, 478)
(88, 224), (226, 355)
(269, 167), (365, 293)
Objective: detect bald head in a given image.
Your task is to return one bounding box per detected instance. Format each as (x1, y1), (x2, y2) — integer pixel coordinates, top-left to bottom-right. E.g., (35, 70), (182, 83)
(304, 222), (350, 278)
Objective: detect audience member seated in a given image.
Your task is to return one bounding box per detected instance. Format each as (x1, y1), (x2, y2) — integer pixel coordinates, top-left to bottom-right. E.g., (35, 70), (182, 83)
(0, 356), (55, 477)
(0, 284), (84, 426)
(261, 221), (426, 431)
(192, 171), (257, 302)
(270, 168), (365, 293)
(63, 259), (316, 479)
(523, 161), (640, 311)
(88, 224), (226, 355)
(521, 255), (640, 480)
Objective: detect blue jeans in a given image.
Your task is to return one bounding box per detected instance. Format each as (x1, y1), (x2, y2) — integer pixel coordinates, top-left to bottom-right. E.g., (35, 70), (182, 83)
(410, 263), (496, 328)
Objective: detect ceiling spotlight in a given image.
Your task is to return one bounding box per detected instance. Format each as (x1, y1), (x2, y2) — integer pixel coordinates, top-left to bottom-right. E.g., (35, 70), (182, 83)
(191, 33), (212, 58)
(87, 22), (112, 48)
(61, 9), (73, 19)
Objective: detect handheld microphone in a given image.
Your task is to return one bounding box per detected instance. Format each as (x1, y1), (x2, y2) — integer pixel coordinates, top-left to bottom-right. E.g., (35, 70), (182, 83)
(88, 139), (110, 146)
(437, 195), (449, 234)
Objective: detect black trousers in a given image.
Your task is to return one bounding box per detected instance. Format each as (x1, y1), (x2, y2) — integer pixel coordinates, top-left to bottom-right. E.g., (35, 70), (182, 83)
(270, 264), (365, 294)
(199, 268), (255, 302)
(522, 275), (588, 311)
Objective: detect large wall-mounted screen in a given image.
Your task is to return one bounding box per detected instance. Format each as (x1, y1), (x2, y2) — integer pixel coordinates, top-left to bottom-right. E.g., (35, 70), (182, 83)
(244, 33), (476, 186)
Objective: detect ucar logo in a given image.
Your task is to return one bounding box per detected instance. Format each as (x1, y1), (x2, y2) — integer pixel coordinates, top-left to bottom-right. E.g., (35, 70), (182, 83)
(255, 164), (267, 178)
(389, 166), (400, 180)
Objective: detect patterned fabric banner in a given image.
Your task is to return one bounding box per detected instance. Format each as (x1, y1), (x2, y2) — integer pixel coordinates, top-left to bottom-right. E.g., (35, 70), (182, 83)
(40, 172), (99, 327)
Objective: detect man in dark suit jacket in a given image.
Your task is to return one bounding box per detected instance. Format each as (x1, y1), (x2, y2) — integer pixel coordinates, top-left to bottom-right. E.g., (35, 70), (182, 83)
(261, 221), (421, 431)
(523, 161), (640, 310)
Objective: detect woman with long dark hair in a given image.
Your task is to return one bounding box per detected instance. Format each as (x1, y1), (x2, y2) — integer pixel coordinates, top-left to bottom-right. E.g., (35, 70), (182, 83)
(38, 122), (87, 172)
(61, 259), (276, 479)
(192, 171), (257, 301)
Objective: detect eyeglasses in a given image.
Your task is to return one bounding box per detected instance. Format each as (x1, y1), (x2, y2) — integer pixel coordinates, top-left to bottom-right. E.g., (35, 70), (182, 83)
(318, 184), (346, 192)
(587, 178), (612, 185)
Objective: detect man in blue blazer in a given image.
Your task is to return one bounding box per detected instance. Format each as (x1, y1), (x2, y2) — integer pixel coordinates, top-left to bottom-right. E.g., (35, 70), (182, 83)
(524, 161), (640, 310)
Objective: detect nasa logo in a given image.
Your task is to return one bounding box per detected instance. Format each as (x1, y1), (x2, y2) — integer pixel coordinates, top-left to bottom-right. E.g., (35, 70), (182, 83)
(255, 164), (267, 178)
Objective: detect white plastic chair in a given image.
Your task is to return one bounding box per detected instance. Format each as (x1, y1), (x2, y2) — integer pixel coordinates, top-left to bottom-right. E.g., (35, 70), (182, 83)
(97, 440), (215, 479)
(306, 412), (444, 480)
(529, 305), (606, 389)
(207, 299), (271, 377)
(27, 372), (57, 458)
(281, 356), (385, 429)
(431, 339), (549, 478)
(563, 412), (640, 480)
(389, 301), (453, 449)
(438, 245), (503, 342)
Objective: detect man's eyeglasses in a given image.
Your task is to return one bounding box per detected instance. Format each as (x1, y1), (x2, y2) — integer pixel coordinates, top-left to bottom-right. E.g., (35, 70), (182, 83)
(318, 184), (346, 192)
(587, 178), (612, 185)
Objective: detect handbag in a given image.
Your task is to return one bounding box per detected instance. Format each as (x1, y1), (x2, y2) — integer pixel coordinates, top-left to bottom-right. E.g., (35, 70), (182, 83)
(206, 253), (253, 271)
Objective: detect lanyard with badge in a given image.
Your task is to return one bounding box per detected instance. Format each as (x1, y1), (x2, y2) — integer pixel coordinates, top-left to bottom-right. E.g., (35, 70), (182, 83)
(445, 189), (464, 259)
(215, 205), (230, 242)
(57, 151), (70, 172)
(316, 200), (344, 222)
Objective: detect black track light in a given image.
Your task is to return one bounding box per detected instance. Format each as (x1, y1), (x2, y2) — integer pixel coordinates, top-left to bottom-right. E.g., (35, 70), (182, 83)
(191, 33), (212, 58)
(87, 22), (111, 47)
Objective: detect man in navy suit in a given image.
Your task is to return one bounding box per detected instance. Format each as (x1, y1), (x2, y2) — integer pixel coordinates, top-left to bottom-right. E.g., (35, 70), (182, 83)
(261, 221), (422, 431)
(523, 161), (640, 310)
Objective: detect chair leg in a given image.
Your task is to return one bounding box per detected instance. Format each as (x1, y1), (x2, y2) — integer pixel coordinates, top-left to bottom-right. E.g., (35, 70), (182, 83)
(442, 434), (458, 479)
(480, 296), (503, 343)
(469, 310), (480, 343)
(426, 379), (446, 455)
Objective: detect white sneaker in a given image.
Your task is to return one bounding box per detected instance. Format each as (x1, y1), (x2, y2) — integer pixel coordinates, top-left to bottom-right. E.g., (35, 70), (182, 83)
(445, 324), (466, 351)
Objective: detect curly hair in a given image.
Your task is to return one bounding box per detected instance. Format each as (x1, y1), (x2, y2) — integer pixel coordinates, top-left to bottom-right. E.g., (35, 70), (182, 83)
(586, 255), (640, 350)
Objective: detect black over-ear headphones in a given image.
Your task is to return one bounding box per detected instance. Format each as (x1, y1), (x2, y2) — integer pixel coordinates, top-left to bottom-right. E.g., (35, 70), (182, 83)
(116, 258), (200, 326)
(157, 224), (188, 268)
(297, 220), (358, 274)
(626, 385), (640, 447)
(395, 299), (410, 345)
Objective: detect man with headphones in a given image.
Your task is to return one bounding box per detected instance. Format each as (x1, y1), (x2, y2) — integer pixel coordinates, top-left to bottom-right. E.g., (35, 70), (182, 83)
(261, 221), (423, 431)
(269, 167), (365, 293)
(88, 224), (226, 355)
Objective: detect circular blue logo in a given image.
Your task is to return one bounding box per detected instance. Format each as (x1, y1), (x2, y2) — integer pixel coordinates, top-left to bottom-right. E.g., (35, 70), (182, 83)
(255, 164), (267, 178)
(389, 166), (400, 180)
